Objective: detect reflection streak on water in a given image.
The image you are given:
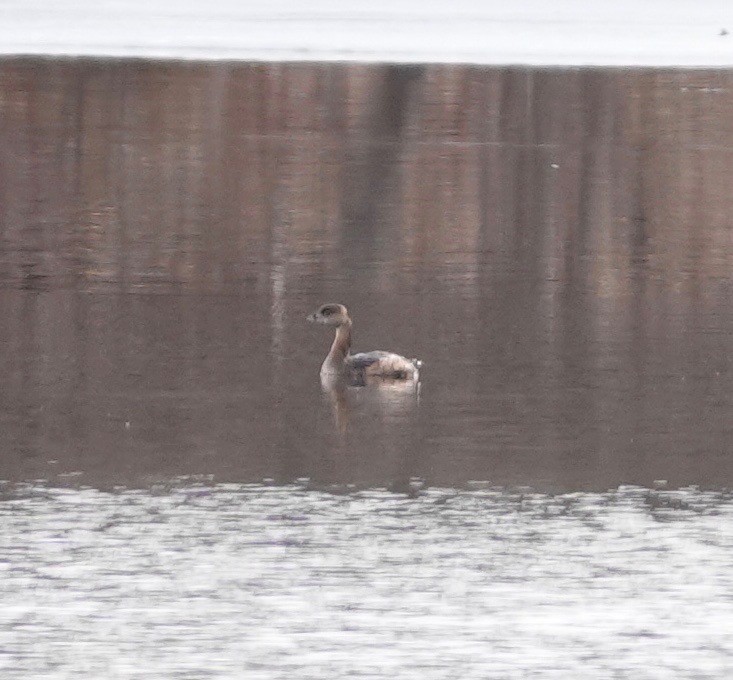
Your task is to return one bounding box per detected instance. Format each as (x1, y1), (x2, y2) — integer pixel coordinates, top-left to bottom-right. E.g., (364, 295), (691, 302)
(0, 483), (731, 679)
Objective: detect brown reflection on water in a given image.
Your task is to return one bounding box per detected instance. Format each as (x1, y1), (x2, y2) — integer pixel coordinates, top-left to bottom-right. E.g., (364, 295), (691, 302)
(0, 59), (731, 491)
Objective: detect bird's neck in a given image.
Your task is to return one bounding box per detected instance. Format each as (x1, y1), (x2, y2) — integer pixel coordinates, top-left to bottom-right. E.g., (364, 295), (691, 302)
(323, 320), (352, 371)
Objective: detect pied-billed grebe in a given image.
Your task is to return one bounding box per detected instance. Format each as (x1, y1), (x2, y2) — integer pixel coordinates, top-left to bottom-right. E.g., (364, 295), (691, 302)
(307, 304), (421, 385)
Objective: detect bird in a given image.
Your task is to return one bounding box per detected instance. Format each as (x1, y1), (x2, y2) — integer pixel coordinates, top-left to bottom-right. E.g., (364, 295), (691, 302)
(307, 303), (421, 386)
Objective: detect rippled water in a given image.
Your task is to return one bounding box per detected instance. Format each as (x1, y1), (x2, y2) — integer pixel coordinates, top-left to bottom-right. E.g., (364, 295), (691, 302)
(1, 482), (731, 679)
(0, 58), (732, 677)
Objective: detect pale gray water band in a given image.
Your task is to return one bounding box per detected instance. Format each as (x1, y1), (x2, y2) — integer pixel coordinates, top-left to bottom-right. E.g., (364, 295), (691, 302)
(1, 0), (733, 66)
(0, 482), (731, 679)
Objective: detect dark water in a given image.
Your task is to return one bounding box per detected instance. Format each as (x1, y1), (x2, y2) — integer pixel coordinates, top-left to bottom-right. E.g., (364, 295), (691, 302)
(0, 59), (730, 491)
(0, 59), (732, 679)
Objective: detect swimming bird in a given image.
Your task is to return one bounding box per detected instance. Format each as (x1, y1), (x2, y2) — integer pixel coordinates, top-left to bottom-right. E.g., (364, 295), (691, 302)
(307, 304), (421, 386)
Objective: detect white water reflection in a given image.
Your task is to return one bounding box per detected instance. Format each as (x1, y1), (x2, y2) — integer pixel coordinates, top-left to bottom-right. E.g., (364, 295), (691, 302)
(2, 0), (732, 66)
(1, 483), (731, 679)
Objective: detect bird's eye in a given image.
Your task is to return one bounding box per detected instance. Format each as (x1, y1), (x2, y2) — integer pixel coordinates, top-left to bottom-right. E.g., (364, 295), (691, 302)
(321, 308), (331, 316)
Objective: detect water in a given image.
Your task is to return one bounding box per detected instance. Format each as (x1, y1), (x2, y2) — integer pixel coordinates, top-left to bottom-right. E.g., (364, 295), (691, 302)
(1, 59), (730, 491)
(2, 0), (733, 65)
(0, 58), (732, 677)
(1, 483), (731, 679)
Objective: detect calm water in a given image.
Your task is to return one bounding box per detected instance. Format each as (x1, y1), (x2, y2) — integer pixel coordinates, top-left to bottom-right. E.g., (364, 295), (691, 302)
(0, 59), (732, 678)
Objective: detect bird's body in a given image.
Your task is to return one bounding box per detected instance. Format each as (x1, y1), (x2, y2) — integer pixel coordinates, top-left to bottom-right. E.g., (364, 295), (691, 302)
(307, 304), (421, 386)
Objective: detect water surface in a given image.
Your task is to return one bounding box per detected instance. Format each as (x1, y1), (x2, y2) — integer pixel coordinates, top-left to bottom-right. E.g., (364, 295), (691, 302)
(1, 57), (732, 680)
(2, 1), (732, 65)
(1, 59), (730, 491)
(1, 482), (731, 679)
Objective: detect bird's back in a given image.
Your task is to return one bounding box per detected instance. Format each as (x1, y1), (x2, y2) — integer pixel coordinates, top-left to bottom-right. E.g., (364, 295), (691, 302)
(347, 351), (420, 383)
